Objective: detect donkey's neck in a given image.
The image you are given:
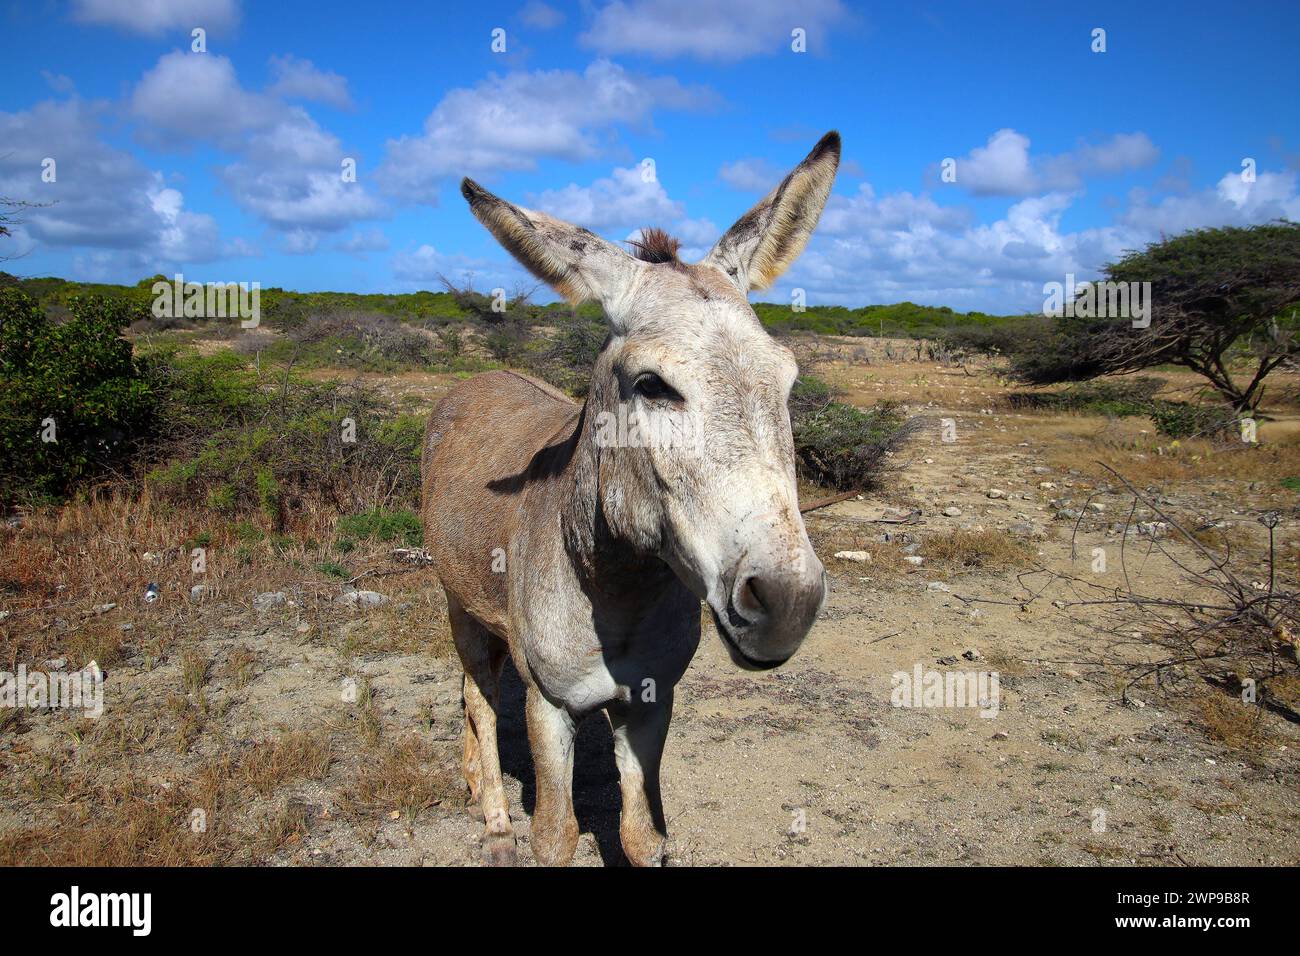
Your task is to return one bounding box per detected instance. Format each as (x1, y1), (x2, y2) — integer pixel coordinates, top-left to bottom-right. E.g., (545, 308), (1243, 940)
(558, 398), (677, 606)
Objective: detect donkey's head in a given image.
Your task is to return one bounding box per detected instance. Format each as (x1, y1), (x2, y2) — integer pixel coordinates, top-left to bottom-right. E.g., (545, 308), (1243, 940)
(461, 132), (841, 669)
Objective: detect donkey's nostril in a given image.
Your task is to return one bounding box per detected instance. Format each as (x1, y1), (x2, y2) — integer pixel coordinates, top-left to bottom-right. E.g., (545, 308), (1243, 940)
(735, 575), (769, 618)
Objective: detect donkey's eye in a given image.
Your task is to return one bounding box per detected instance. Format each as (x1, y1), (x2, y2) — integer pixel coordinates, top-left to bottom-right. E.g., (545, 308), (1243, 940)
(634, 372), (679, 402)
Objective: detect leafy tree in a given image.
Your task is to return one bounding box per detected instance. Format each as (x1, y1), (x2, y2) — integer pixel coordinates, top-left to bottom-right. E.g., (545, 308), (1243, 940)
(1010, 221), (1300, 411)
(0, 289), (154, 501)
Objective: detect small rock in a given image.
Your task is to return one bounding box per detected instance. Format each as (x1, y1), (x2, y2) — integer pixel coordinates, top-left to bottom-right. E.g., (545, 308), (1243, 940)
(1032, 466), (1052, 475)
(1055, 509), (1081, 521)
(254, 591), (287, 611)
(937, 655), (959, 665)
(903, 556), (924, 566)
(338, 590), (389, 607)
(295, 621), (312, 634)
(992, 731), (1009, 740)
(91, 602), (117, 615)
(986, 489), (1005, 499)
(833, 550), (871, 563)
(941, 506), (962, 517)
(926, 581), (951, 592)
(1008, 521), (1042, 539)
(962, 648), (982, 661)
(45, 657), (67, 670)
(1087, 502), (1106, 512)
(189, 584), (210, 603)
(1037, 481), (1056, 490)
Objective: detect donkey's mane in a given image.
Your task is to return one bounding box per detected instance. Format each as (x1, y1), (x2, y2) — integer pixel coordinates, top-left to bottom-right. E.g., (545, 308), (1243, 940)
(627, 227), (681, 264)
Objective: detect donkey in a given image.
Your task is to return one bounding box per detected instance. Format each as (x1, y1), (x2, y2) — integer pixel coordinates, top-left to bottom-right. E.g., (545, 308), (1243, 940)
(421, 131), (841, 866)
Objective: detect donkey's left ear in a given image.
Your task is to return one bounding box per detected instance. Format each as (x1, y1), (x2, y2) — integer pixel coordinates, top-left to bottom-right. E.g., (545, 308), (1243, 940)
(460, 178), (638, 309)
(701, 131), (840, 292)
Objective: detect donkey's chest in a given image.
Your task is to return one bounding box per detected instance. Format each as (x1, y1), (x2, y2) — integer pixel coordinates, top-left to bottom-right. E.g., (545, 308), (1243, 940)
(514, 589), (701, 714)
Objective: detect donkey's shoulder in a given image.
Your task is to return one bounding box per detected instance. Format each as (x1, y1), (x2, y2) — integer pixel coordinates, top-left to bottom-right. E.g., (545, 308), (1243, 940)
(424, 369), (580, 473)
(436, 368), (576, 416)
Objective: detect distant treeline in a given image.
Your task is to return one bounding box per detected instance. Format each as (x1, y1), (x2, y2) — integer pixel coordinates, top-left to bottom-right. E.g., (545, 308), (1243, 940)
(0, 272), (1027, 340)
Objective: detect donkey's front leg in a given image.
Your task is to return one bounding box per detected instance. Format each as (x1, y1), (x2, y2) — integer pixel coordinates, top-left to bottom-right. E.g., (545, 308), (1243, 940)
(606, 690), (672, 867)
(525, 686), (579, 866)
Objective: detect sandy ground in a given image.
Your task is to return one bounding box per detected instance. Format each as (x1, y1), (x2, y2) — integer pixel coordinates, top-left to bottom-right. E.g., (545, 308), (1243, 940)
(2, 342), (1297, 866)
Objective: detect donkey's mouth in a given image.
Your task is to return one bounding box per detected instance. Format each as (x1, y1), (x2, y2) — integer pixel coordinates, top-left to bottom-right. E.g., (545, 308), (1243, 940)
(711, 607), (788, 671)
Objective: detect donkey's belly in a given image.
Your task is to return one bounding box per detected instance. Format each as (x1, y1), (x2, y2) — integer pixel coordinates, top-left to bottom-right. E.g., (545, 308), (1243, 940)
(421, 370), (581, 641)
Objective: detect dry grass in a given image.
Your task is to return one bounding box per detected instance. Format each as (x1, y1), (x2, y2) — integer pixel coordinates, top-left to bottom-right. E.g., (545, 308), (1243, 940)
(919, 528), (1035, 572)
(1048, 431), (1300, 488)
(0, 726), (340, 866)
(1191, 692), (1274, 750)
(236, 730), (334, 796)
(337, 734), (462, 825)
(220, 644), (257, 688)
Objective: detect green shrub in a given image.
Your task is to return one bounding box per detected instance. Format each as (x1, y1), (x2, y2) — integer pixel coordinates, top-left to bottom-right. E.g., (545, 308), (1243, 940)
(0, 289), (154, 502)
(1150, 402), (1238, 439)
(336, 507), (423, 546)
(141, 350), (424, 520)
(1005, 377), (1166, 417)
(788, 375), (918, 489)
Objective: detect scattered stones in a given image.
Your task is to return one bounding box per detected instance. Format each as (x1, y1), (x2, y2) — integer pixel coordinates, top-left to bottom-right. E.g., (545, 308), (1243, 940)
(833, 550), (871, 563)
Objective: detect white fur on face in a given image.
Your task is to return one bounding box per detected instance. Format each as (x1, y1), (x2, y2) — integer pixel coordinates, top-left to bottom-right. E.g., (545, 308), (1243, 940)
(598, 265), (813, 618)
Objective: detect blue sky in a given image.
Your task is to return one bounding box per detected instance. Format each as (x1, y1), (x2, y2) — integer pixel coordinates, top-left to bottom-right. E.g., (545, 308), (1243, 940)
(3, 0), (1299, 312)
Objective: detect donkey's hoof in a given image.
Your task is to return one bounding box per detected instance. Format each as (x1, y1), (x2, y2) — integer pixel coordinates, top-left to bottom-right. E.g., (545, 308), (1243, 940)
(623, 834), (666, 867)
(481, 834), (518, 867)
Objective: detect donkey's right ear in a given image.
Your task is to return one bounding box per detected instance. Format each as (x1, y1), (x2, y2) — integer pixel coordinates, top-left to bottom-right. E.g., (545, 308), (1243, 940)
(461, 178), (638, 308)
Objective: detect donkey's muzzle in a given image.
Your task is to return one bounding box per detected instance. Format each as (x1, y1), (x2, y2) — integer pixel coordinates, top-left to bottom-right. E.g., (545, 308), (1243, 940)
(718, 551), (827, 669)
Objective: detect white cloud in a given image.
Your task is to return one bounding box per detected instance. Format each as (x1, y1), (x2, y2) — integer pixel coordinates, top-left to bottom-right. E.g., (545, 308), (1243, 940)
(131, 52), (384, 235)
(519, 1), (564, 29)
(391, 244), (510, 289)
(718, 157), (780, 192)
(267, 54), (353, 110)
(336, 228), (391, 255)
(377, 60), (715, 203)
(532, 166), (684, 230)
(0, 98), (220, 266)
(580, 0), (847, 60)
(70, 0), (240, 35)
(776, 162), (1300, 313)
(1121, 169), (1300, 235)
(946, 128), (1159, 197)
